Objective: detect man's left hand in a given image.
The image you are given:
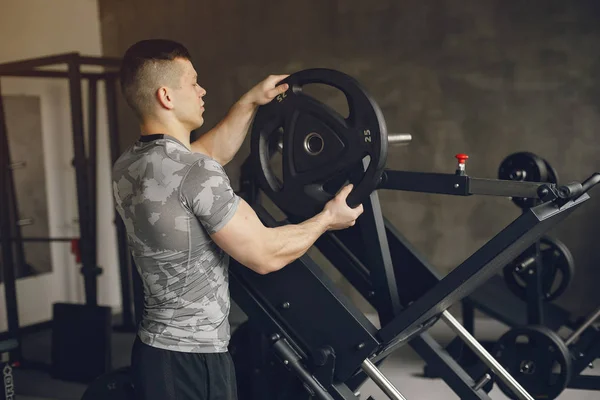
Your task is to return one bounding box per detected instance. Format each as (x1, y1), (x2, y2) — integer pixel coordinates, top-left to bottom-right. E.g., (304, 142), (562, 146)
(242, 75), (290, 106)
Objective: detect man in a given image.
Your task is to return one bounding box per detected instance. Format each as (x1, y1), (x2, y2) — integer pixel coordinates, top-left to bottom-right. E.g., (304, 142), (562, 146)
(112, 39), (364, 400)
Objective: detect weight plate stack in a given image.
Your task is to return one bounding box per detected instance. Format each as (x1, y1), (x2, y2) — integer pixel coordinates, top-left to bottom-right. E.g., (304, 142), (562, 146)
(492, 326), (572, 400)
(503, 235), (575, 302)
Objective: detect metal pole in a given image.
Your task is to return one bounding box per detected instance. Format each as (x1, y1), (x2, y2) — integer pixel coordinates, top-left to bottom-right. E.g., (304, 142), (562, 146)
(361, 359), (408, 400)
(0, 80), (22, 363)
(68, 55), (98, 306)
(565, 306), (600, 346)
(387, 133), (412, 145)
(440, 311), (534, 400)
(105, 77), (136, 330)
(87, 78), (98, 271)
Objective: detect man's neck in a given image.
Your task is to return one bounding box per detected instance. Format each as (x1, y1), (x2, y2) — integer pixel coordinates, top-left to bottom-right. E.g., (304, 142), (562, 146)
(140, 119), (191, 150)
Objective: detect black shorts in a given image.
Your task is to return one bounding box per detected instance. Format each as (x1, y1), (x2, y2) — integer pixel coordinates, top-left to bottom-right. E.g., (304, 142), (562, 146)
(131, 336), (238, 400)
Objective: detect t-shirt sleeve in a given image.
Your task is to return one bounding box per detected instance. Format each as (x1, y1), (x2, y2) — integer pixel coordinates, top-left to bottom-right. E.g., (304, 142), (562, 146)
(181, 157), (240, 234)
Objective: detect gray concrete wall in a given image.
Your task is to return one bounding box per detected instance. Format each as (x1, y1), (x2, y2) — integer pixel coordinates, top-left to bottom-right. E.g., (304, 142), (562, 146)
(99, 0), (600, 316)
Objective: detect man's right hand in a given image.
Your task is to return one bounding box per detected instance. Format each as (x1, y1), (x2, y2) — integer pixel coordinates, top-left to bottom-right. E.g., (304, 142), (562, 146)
(323, 184), (364, 231)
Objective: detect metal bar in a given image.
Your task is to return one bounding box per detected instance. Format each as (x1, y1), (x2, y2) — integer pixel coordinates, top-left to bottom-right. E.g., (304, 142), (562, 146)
(78, 56), (122, 67)
(357, 190), (402, 325)
(0, 52), (78, 72)
(87, 79), (98, 271)
(526, 240), (544, 325)
(378, 170), (548, 199)
(440, 311), (534, 400)
(388, 133), (412, 145)
(378, 170), (469, 195)
(565, 306), (600, 346)
(378, 196), (588, 344)
(0, 70), (116, 79)
(106, 77), (136, 329)
(68, 57), (97, 306)
(570, 329), (600, 376)
(318, 225), (492, 399)
(1, 237), (77, 242)
(315, 233), (374, 304)
(468, 177), (544, 199)
(272, 337), (335, 400)
(0, 80), (22, 363)
(412, 334), (492, 400)
(361, 359), (408, 400)
(473, 374), (492, 391)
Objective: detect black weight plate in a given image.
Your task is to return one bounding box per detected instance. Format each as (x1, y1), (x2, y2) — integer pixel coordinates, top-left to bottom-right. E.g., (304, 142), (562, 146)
(80, 367), (135, 400)
(503, 235), (575, 302)
(498, 152), (550, 209)
(492, 326), (571, 400)
(544, 158), (559, 185)
(250, 68), (388, 218)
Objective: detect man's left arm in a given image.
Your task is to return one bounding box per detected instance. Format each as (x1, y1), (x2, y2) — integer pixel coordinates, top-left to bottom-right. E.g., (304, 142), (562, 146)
(191, 75), (289, 166)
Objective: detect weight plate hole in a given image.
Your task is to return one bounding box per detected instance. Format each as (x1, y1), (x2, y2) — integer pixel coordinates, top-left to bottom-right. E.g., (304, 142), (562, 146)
(304, 133), (324, 156)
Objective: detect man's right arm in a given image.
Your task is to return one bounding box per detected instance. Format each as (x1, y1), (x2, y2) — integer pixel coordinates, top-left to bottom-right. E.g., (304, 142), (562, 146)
(211, 185), (362, 275)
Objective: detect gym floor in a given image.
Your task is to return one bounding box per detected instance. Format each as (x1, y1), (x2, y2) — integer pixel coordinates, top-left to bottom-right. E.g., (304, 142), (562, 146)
(11, 313), (600, 400)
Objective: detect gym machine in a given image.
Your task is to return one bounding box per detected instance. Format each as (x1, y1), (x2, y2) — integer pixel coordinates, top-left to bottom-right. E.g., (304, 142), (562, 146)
(0, 53), (136, 383)
(428, 152), (600, 399)
(228, 68), (599, 400)
(81, 68), (598, 399)
(463, 152), (574, 332)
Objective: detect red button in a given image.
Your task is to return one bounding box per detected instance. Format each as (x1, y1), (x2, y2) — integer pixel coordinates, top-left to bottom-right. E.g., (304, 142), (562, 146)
(455, 154), (469, 164)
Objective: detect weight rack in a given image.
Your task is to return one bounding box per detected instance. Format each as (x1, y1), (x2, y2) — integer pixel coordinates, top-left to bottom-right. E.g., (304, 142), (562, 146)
(0, 53), (135, 367)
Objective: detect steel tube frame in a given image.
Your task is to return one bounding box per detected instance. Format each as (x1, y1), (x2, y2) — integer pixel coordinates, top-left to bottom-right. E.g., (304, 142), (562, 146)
(0, 52), (136, 349)
(0, 80), (22, 363)
(441, 311), (534, 400)
(361, 359), (407, 400)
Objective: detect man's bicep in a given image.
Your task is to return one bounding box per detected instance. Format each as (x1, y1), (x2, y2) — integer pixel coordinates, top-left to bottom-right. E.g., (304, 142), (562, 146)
(210, 198), (270, 274)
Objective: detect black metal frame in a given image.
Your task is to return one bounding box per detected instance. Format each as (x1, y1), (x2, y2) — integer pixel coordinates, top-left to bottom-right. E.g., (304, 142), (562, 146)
(452, 278), (600, 395)
(232, 156), (593, 399)
(0, 53), (136, 365)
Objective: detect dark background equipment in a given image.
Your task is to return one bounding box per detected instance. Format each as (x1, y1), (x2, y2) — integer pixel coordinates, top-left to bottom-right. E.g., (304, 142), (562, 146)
(0, 53), (137, 383)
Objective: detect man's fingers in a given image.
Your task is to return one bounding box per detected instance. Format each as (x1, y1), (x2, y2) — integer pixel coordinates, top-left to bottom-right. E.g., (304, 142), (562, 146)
(266, 83), (289, 99)
(269, 74), (289, 83)
(355, 204), (364, 215)
(336, 183), (354, 199)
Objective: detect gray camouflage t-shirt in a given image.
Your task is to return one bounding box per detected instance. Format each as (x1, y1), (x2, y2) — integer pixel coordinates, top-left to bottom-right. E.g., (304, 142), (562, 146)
(112, 134), (240, 353)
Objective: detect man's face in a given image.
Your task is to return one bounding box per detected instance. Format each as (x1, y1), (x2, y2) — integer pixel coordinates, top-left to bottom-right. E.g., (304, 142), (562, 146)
(171, 58), (206, 131)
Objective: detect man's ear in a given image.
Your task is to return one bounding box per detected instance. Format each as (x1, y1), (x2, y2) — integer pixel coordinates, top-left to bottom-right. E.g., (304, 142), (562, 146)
(157, 86), (175, 110)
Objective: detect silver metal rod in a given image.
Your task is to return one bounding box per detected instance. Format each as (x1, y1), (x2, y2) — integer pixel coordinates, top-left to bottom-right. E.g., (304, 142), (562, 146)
(275, 133), (412, 154)
(361, 359), (408, 400)
(565, 306), (600, 346)
(440, 311), (534, 400)
(388, 133), (412, 145)
(473, 373), (492, 391)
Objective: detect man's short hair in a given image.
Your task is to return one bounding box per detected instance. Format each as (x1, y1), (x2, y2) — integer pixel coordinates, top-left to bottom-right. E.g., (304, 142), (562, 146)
(119, 39), (192, 119)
